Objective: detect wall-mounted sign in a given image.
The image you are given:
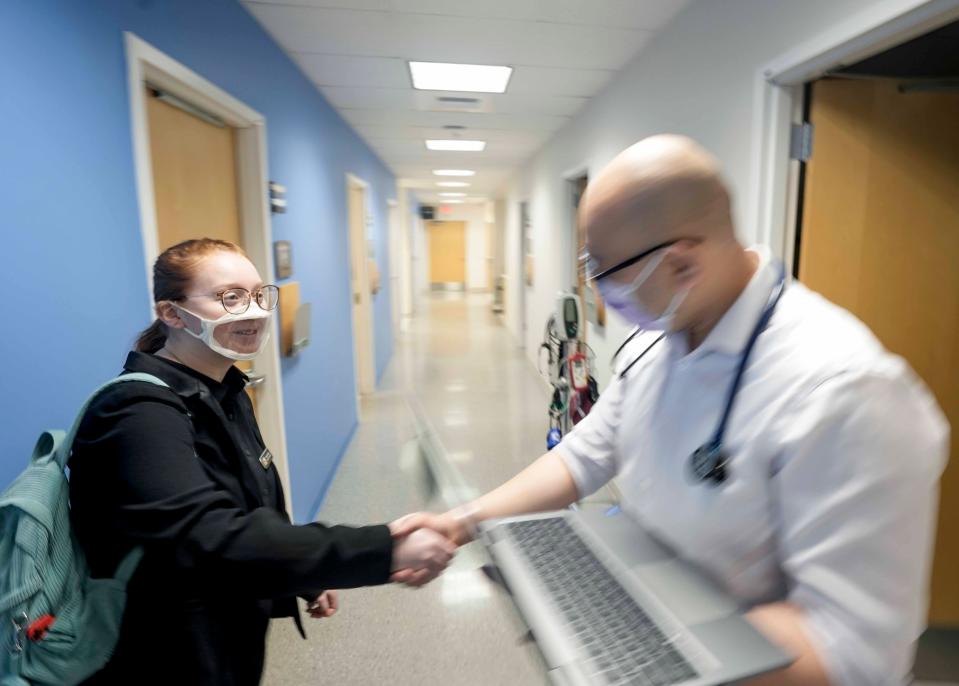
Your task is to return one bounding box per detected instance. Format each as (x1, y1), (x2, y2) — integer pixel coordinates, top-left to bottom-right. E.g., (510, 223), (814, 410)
(274, 240), (293, 279)
(269, 181), (287, 214)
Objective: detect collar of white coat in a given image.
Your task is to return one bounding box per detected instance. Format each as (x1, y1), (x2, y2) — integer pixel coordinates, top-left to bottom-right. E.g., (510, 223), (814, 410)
(666, 244), (776, 360)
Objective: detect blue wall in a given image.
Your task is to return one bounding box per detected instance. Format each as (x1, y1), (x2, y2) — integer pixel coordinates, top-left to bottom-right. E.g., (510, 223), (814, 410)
(0, 0), (395, 522)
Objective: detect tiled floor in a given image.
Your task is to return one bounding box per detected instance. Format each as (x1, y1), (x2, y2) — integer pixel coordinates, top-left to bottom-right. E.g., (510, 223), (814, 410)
(263, 292), (958, 685)
(263, 293), (551, 685)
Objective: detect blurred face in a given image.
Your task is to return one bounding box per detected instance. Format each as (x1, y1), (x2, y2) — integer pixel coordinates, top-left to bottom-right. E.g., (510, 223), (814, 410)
(583, 199), (703, 330)
(175, 251), (272, 357)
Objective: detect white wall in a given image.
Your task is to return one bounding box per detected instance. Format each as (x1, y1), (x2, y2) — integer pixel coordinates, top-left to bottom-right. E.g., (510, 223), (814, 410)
(493, 198), (507, 287)
(500, 0), (903, 388)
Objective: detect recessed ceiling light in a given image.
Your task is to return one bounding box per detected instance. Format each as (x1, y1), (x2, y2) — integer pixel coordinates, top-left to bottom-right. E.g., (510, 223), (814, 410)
(409, 61), (512, 93)
(433, 169), (475, 177)
(437, 181), (470, 187)
(439, 192), (466, 197)
(426, 139), (486, 152)
(443, 200), (465, 204)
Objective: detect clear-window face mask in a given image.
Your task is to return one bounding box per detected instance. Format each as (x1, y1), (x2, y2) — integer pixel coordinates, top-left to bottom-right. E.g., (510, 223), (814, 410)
(173, 303), (273, 361)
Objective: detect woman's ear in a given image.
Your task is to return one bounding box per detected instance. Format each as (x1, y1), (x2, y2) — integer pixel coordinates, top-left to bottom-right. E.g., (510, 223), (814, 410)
(156, 301), (186, 329)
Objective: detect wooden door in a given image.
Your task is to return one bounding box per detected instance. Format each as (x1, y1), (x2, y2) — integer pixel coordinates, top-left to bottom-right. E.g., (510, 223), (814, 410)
(428, 220), (466, 284)
(798, 78), (959, 624)
(146, 88), (258, 409)
(347, 183), (374, 395)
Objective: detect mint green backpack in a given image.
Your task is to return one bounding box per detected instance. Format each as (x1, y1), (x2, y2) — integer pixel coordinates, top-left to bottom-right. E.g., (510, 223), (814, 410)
(0, 373), (167, 685)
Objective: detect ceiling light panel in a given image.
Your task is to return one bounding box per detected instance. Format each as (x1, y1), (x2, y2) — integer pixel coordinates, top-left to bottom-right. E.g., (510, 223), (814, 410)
(433, 169), (476, 176)
(426, 139), (487, 151)
(409, 61), (513, 93)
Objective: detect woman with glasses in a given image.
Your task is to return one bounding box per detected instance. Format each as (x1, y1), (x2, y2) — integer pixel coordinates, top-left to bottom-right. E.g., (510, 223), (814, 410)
(68, 238), (454, 686)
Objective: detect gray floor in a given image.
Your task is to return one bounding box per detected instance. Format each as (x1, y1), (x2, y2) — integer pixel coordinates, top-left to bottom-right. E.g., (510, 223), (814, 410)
(263, 292), (958, 686)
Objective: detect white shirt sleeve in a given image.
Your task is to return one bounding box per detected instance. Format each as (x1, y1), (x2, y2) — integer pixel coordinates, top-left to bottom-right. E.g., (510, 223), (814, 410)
(772, 364), (949, 686)
(553, 368), (627, 498)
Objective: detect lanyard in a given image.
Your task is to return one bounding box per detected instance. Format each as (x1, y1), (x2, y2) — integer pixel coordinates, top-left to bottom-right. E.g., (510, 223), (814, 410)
(615, 263), (788, 485)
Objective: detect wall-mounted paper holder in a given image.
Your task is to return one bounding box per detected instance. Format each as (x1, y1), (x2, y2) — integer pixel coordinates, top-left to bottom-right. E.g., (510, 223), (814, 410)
(291, 303), (311, 356)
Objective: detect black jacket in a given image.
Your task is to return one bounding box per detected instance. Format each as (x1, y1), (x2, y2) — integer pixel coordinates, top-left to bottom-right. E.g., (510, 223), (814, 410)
(69, 352), (393, 685)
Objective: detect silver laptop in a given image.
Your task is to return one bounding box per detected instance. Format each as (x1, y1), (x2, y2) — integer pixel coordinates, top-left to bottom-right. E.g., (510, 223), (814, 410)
(481, 508), (793, 686)
(405, 399), (791, 685)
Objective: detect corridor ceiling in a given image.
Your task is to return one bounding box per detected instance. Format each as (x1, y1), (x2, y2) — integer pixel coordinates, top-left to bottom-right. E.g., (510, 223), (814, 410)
(242, 0), (689, 204)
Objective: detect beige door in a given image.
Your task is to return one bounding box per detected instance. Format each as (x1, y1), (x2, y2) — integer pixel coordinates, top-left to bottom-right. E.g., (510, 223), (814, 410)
(428, 220), (466, 284)
(798, 78), (959, 624)
(146, 88), (258, 409)
(347, 182), (375, 395)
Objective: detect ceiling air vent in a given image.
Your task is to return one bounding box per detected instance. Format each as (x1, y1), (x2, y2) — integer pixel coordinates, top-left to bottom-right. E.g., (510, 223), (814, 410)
(430, 95), (488, 113)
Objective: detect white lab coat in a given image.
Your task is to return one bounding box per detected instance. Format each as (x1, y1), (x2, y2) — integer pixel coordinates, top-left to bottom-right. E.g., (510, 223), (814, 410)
(555, 247), (949, 686)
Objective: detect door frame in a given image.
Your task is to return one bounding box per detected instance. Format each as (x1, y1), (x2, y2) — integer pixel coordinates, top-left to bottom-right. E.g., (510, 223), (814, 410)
(387, 198), (401, 338)
(125, 33), (293, 515)
(346, 173), (376, 400)
(518, 200), (530, 350)
(562, 162), (590, 294)
(750, 0), (959, 266)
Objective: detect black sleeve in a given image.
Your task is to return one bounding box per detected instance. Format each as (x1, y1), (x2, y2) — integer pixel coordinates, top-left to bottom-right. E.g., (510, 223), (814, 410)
(71, 388), (394, 597)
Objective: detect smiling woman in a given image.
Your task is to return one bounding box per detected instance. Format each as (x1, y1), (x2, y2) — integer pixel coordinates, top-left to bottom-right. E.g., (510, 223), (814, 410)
(65, 238), (456, 685)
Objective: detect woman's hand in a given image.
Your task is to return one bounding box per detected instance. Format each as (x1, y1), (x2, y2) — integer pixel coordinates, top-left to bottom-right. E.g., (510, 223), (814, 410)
(306, 590), (338, 619)
(388, 525), (457, 587)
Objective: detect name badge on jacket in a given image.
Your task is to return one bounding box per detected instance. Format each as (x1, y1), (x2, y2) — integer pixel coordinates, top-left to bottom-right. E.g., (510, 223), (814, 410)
(259, 449), (274, 470)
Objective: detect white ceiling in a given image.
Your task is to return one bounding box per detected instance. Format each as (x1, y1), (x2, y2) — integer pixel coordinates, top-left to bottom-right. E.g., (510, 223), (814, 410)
(242, 0), (689, 204)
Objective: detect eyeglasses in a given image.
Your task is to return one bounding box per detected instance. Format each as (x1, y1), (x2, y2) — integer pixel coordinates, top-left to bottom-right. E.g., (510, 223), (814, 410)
(181, 285), (279, 314)
(580, 240), (680, 282)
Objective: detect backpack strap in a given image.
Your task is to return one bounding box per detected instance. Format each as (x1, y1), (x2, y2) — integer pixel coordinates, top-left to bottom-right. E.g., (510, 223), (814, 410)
(59, 372), (169, 583)
(31, 430), (66, 464)
(55, 372), (170, 470)
(113, 546), (145, 584)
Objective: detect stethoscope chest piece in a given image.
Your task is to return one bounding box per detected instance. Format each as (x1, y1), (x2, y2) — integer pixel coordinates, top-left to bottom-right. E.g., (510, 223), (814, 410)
(689, 443), (728, 485)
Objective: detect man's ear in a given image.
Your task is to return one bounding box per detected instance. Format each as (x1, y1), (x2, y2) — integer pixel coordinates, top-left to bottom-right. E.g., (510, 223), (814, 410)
(665, 249), (699, 286)
(156, 301), (186, 330)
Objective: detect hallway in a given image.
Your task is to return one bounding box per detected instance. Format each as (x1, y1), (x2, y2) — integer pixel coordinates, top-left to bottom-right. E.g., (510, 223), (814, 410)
(264, 293), (554, 685)
(263, 292), (959, 686)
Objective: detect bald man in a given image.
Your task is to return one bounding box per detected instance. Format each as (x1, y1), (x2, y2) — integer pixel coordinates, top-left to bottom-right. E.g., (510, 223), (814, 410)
(394, 135), (948, 685)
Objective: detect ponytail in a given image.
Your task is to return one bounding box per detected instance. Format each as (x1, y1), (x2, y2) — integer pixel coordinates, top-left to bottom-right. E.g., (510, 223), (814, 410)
(135, 319), (168, 354)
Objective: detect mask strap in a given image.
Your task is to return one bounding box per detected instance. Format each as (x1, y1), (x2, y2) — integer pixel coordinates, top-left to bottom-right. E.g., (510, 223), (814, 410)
(659, 283), (691, 321)
(625, 249), (668, 292)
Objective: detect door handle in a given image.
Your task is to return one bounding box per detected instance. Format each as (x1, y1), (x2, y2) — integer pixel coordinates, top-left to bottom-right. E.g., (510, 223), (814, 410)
(245, 373), (266, 389)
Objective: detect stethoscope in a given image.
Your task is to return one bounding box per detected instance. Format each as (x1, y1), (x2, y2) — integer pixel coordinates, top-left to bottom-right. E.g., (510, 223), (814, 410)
(611, 264), (788, 486)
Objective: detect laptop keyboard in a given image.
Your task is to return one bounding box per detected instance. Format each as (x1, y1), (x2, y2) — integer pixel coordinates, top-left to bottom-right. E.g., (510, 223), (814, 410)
(504, 517), (699, 686)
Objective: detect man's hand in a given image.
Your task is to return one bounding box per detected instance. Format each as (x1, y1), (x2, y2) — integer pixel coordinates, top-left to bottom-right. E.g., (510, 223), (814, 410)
(743, 602), (830, 685)
(306, 590), (338, 619)
(389, 510), (472, 547)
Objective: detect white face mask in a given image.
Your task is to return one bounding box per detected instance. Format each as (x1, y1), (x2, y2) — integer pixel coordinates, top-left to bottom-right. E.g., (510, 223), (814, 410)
(172, 303), (272, 361)
(596, 250), (690, 331)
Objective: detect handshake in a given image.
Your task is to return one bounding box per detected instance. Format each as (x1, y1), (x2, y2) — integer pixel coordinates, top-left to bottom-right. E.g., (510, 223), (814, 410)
(387, 508), (476, 587)
(306, 509), (475, 620)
